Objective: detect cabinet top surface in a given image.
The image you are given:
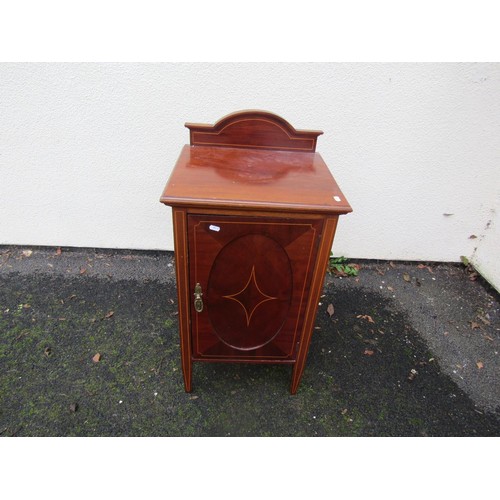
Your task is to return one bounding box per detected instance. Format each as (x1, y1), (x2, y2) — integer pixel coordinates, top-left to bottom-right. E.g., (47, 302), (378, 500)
(160, 145), (352, 214)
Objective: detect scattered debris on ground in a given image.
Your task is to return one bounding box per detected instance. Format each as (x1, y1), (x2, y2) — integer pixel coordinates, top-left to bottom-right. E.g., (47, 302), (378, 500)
(0, 247), (498, 436)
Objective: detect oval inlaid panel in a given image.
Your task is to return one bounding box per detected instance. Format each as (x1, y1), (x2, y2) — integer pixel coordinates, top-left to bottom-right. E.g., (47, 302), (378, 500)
(207, 234), (292, 351)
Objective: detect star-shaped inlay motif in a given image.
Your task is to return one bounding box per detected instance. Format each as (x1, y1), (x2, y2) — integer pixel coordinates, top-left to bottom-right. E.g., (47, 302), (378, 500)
(223, 266), (277, 326)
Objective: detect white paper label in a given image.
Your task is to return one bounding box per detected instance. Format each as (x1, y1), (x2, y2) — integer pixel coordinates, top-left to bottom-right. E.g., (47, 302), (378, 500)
(333, 195), (342, 202)
(209, 225), (220, 232)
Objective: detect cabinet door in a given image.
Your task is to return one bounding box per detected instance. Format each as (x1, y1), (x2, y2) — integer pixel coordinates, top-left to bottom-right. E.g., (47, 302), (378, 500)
(187, 215), (323, 361)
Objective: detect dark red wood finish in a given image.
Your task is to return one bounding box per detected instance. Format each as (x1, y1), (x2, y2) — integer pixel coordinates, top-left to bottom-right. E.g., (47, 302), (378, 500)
(186, 109), (323, 152)
(160, 111), (352, 394)
(188, 215), (323, 362)
(160, 145), (352, 215)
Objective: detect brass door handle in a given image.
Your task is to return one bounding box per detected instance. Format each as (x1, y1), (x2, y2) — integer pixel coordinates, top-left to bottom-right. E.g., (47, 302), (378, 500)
(194, 283), (203, 313)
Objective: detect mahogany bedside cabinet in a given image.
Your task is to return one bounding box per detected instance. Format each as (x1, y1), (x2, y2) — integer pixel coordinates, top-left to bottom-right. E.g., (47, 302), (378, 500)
(160, 110), (352, 394)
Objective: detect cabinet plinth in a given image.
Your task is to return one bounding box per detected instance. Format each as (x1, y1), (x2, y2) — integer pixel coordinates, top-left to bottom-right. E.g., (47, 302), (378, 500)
(160, 110), (352, 394)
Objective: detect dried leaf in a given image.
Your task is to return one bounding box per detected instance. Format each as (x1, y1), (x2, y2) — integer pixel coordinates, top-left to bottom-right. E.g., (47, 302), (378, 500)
(389, 262), (396, 268)
(416, 264), (434, 274)
(477, 315), (491, 326)
(79, 268), (87, 275)
(470, 321), (481, 330)
(469, 235), (477, 239)
(22, 250), (33, 257)
(104, 310), (114, 319)
(408, 369), (418, 381)
(331, 267), (347, 277)
(387, 286), (394, 291)
(189, 395), (199, 400)
(363, 349), (375, 356)
(476, 361), (484, 369)
(92, 353), (101, 363)
(69, 403), (78, 413)
(56, 247), (62, 255)
(357, 314), (375, 323)
(44, 346), (52, 357)
(327, 303), (335, 317)
(403, 273), (411, 282)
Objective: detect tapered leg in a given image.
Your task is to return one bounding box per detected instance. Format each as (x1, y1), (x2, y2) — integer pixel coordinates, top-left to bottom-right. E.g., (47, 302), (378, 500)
(180, 340), (192, 393)
(290, 217), (339, 394)
(290, 364), (302, 395)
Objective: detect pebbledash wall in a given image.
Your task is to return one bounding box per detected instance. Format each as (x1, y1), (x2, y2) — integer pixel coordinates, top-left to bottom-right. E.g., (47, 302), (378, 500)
(0, 63), (499, 290)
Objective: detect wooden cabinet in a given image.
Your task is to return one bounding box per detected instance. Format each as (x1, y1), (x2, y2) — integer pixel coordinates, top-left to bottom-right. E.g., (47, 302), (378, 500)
(160, 110), (352, 394)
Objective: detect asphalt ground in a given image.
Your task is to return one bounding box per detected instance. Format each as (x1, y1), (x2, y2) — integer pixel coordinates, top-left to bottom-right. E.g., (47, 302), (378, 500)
(0, 246), (499, 437)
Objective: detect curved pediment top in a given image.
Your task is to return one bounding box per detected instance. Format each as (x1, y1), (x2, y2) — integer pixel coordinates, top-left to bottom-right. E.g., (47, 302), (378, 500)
(185, 110), (323, 152)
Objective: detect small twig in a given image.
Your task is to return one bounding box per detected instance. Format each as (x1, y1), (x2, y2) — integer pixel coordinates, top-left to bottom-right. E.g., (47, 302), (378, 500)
(154, 355), (168, 376)
(15, 331), (29, 341)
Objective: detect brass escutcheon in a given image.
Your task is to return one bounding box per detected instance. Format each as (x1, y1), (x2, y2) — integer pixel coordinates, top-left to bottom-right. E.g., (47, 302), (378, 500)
(194, 282), (203, 313)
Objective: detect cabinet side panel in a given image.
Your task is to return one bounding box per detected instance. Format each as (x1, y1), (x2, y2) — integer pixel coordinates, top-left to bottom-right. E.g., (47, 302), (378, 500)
(291, 216), (339, 394)
(172, 207), (192, 392)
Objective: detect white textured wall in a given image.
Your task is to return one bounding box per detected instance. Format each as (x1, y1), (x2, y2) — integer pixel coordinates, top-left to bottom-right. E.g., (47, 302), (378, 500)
(471, 195), (500, 291)
(1, 63), (499, 285)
